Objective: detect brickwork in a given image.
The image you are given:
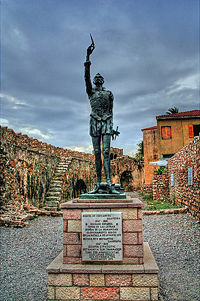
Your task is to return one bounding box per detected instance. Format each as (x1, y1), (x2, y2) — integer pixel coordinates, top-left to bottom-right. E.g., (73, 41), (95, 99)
(141, 184), (153, 194)
(153, 137), (200, 220)
(62, 199), (144, 265)
(0, 127), (96, 207)
(1, 126), (145, 227)
(48, 273), (158, 300)
(153, 172), (169, 202)
(47, 243), (159, 301)
(111, 156), (144, 191)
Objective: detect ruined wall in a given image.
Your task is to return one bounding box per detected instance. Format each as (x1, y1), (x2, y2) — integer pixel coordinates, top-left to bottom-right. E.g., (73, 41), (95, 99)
(153, 136), (200, 220)
(0, 126), (93, 209)
(111, 156), (144, 191)
(1, 126), (144, 213)
(61, 158), (96, 201)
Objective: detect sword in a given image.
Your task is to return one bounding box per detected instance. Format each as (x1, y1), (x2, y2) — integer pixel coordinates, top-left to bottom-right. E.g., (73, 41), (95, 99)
(90, 33), (95, 50)
(112, 126), (120, 140)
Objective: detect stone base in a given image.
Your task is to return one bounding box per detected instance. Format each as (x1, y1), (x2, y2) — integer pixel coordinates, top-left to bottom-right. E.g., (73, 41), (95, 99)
(79, 183), (126, 200)
(47, 242), (159, 301)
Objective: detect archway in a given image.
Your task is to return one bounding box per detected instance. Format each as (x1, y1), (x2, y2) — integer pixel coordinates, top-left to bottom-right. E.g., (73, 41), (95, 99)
(74, 179), (87, 198)
(120, 171), (133, 191)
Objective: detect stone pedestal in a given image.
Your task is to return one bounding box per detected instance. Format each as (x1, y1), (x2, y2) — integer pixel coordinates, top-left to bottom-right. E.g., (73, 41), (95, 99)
(46, 196), (159, 300)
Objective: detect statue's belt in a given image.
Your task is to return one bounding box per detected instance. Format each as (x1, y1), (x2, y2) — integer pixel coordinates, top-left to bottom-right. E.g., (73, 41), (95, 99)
(90, 114), (112, 122)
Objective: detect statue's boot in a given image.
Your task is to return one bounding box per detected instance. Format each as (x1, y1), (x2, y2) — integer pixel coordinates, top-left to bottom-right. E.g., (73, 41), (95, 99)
(88, 152), (102, 194)
(107, 180), (120, 194)
(88, 182), (101, 194)
(104, 160), (120, 195)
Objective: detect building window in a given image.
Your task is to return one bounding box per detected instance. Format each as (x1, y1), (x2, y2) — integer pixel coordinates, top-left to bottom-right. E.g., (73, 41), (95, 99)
(189, 125), (200, 137)
(161, 126), (171, 139)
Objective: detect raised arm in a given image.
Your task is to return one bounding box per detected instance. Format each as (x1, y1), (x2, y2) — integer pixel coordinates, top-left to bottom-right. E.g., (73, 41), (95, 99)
(84, 35), (95, 96)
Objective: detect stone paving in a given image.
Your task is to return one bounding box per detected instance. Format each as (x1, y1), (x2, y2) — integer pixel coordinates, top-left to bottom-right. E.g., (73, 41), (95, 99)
(0, 213), (199, 300)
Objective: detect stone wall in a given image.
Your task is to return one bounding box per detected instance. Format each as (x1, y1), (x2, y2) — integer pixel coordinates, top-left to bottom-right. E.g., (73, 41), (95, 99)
(61, 158), (96, 202)
(153, 136), (200, 220)
(0, 126), (93, 209)
(111, 157), (144, 191)
(1, 126), (144, 213)
(152, 172), (169, 201)
(141, 184), (153, 194)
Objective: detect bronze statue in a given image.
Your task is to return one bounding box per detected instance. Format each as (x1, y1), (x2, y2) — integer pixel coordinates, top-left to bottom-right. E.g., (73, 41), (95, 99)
(84, 35), (119, 194)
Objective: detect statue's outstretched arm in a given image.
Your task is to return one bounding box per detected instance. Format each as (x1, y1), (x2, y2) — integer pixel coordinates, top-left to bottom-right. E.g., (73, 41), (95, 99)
(84, 35), (95, 96)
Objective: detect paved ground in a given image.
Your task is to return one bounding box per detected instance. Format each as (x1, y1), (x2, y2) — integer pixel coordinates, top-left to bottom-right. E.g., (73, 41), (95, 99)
(0, 213), (199, 300)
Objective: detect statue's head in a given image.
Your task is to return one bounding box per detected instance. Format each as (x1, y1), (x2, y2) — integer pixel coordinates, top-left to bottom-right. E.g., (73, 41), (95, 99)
(93, 73), (104, 86)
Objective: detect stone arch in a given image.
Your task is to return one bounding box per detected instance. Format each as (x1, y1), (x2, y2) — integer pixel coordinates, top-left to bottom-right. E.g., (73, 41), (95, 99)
(120, 171), (133, 191)
(110, 153), (114, 160)
(114, 154), (117, 159)
(74, 179), (87, 198)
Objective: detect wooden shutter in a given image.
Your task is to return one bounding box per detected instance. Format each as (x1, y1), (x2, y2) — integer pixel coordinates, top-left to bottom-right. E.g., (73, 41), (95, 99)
(188, 125), (194, 138)
(162, 126), (171, 139)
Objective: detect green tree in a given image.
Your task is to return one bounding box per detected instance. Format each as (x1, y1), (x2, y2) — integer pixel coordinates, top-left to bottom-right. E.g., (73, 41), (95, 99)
(135, 140), (144, 161)
(166, 106), (179, 114)
(137, 141), (144, 156)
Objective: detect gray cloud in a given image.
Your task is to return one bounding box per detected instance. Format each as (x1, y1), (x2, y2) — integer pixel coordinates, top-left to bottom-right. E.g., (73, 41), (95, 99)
(1, 0), (199, 154)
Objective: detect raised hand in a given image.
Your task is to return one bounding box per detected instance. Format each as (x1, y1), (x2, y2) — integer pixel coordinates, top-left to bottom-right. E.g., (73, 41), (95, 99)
(86, 34), (95, 60)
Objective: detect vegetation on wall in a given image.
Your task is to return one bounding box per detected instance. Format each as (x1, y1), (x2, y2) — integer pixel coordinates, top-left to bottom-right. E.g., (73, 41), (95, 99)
(138, 191), (182, 211)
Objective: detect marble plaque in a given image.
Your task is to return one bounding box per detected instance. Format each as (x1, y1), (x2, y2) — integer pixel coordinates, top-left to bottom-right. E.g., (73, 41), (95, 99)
(188, 167), (193, 185)
(82, 212), (122, 261)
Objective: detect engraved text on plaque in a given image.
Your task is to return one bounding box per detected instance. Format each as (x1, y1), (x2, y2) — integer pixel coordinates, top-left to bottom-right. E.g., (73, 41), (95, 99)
(82, 212), (122, 261)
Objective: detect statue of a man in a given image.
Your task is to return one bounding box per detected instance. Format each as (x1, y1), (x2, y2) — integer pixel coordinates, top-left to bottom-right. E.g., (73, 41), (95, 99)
(84, 37), (118, 194)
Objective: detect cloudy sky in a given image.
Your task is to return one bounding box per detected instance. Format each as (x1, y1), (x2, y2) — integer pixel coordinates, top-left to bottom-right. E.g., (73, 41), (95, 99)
(1, 0), (199, 155)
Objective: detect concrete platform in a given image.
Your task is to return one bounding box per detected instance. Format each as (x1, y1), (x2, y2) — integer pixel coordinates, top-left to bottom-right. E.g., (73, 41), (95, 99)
(47, 242), (159, 300)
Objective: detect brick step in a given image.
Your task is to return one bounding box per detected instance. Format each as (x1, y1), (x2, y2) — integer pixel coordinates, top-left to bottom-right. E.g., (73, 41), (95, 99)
(53, 175), (63, 179)
(51, 180), (63, 184)
(49, 187), (62, 192)
(54, 172), (64, 176)
(47, 191), (61, 196)
(43, 207), (58, 212)
(49, 182), (62, 187)
(46, 196), (60, 201)
(47, 201), (59, 207)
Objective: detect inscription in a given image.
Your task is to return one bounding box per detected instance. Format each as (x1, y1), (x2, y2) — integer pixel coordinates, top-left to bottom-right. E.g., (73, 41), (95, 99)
(188, 167), (193, 185)
(82, 212), (122, 261)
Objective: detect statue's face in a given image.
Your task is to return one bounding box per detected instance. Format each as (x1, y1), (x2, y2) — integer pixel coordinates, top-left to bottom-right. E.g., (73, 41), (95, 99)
(93, 73), (104, 86)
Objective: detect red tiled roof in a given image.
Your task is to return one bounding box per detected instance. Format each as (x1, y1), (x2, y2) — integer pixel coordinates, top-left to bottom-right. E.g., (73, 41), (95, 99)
(156, 110), (200, 119)
(141, 126), (157, 132)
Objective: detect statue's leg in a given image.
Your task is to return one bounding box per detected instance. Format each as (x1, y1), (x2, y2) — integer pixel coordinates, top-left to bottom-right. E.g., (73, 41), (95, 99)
(92, 136), (102, 185)
(102, 134), (111, 185)
(102, 134), (120, 194)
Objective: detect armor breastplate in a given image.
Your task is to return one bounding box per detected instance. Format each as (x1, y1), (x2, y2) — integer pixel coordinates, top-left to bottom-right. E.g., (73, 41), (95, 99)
(89, 89), (112, 121)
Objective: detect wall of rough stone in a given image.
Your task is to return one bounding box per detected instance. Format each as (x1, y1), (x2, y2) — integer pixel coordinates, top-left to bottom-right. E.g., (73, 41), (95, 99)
(153, 136), (200, 220)
(141, 184), (153, 194)
(61, 157), (96, 202)
(152, 171), (169, 202)
(1, 126), (144, 213)
(0, 126), (93, 209)
(111, 156), (144, 191)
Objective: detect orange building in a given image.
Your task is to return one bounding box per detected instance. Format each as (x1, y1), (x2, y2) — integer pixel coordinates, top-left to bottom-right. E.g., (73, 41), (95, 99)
(142, 110), (200, 184)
